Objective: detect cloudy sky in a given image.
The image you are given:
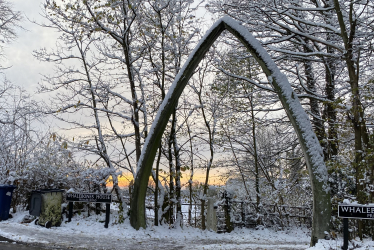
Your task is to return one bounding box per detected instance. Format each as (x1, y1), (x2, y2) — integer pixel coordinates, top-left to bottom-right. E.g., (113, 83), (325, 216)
(3, 1), (222, 184)
(4, 0), (58, 94)
(4, 1), (212, 96)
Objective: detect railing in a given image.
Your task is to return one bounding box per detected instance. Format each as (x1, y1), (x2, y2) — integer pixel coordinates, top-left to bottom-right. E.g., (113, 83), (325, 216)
(121, 194), (311, 231)
(216, 200), (312, 233)
(142, 200), (202, 227)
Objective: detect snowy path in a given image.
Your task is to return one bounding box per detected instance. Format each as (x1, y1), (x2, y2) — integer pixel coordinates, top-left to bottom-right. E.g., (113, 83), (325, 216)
(0, 225), (309, 249)
(0, 223), (309, 249)
(2, 211), (373, 250)
(0, 211), (311, 249)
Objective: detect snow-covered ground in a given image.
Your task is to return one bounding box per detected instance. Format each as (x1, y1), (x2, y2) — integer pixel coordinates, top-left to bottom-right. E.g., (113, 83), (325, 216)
(0, 210), (373, 250)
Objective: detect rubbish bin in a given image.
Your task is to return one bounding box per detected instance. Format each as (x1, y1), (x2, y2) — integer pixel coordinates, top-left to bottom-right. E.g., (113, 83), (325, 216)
(0, 185), (17, 221)
(29, 189), (64, 228)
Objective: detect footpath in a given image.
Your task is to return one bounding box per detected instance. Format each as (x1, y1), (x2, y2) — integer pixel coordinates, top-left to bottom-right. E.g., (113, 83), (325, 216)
(0, 222), (309, 250)
(0, 211), (311, 250)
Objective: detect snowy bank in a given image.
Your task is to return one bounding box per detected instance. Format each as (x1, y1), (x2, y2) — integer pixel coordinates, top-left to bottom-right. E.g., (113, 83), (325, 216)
(0, 210), (372, 249)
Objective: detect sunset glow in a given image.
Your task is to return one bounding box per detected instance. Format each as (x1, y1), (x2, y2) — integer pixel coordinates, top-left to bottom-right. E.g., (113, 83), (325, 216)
(107, 170), (227, 188)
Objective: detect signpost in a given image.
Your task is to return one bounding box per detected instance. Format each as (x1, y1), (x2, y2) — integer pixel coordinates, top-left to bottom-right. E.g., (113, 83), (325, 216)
(66, 193), (112, 228)
(338, 204), (374, 250)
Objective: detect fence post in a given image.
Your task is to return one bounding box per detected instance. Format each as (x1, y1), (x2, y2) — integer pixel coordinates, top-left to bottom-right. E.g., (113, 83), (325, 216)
(194, 203), (197, 228)
(68, 201), (73, 222)
(342, 218), (348, 250)
(206, 188), (217, 232)
(223, 191), (233, 233)
(241, 201), (245, 227)
(104, 203), (110, 228)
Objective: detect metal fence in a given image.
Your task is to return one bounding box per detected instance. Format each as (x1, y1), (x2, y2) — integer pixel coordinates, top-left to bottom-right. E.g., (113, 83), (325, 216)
(144, 201), (203, 227)
(141, 197), (311, 231)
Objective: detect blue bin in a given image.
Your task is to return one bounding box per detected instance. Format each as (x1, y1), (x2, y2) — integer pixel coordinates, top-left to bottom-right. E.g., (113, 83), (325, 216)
(0, 185), (17, 221)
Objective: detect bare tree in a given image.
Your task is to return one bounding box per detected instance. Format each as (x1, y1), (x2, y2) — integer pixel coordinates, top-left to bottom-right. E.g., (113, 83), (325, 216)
(0, 0), (22, 69)
(39, 0), (201, 225)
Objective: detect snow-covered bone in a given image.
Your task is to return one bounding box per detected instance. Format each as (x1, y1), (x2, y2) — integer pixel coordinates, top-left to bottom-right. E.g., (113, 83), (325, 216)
(131, 16), (330, 245)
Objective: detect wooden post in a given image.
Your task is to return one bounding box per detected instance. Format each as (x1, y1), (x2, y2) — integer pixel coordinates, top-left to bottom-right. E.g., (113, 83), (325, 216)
(223, 191), (233, 233)
(342, 218), (348, 250)
(129, 180), (133, 206)
(68, 201), (73, 222)
(195, 203), (197, 228)
(87, 203), (90, 217)
(241, 202), (245, 227)
(303, 207), (306, 226)
(105, 203), (110, 228)
(206, 189), (217, 232)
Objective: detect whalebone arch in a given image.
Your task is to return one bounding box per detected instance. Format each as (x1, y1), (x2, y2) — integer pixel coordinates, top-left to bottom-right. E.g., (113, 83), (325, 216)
(130, 16), (331, 246)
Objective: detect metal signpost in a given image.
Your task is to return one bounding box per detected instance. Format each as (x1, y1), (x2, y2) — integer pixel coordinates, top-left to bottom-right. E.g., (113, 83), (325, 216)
(338, 204), (374, 250)
(66, 193), (112, 228)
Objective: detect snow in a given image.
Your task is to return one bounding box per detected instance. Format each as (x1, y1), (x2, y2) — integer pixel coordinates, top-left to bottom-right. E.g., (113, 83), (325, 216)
(0, 210), (373, 250)
(0, 210), (310, 249)
(308, 239), (374, 250)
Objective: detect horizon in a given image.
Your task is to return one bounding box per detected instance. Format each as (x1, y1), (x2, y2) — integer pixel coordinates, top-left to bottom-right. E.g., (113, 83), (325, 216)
(107, 172), (228, 188)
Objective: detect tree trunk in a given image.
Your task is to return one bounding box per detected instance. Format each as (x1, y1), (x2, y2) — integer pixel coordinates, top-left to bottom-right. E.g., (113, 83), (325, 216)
(333, 0), (369, 238)
(250, 94), (260, 209)
(187, 123), (194, 226)
(324, 46), (338, 160)
(154, 145), (162, 226)
(172, 111), (183, 227)
(168, 118), (175, 225)
(303, 44), (327, 161)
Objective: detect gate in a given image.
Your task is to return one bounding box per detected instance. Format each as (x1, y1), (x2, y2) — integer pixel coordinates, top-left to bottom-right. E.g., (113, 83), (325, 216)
(215, 191), (312, 233)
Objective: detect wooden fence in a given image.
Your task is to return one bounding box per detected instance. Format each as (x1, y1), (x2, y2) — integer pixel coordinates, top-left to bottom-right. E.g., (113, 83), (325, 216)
(216, 200), (312, 233)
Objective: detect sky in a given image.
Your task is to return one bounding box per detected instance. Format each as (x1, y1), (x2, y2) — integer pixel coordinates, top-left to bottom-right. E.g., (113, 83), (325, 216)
(4, 0), (213, 94)
(4, 0), (57, 94)
(3, 0), (225, 187)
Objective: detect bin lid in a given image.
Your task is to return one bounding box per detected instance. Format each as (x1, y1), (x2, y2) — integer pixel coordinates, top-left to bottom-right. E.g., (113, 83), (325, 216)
(0, 185), (17, 190)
